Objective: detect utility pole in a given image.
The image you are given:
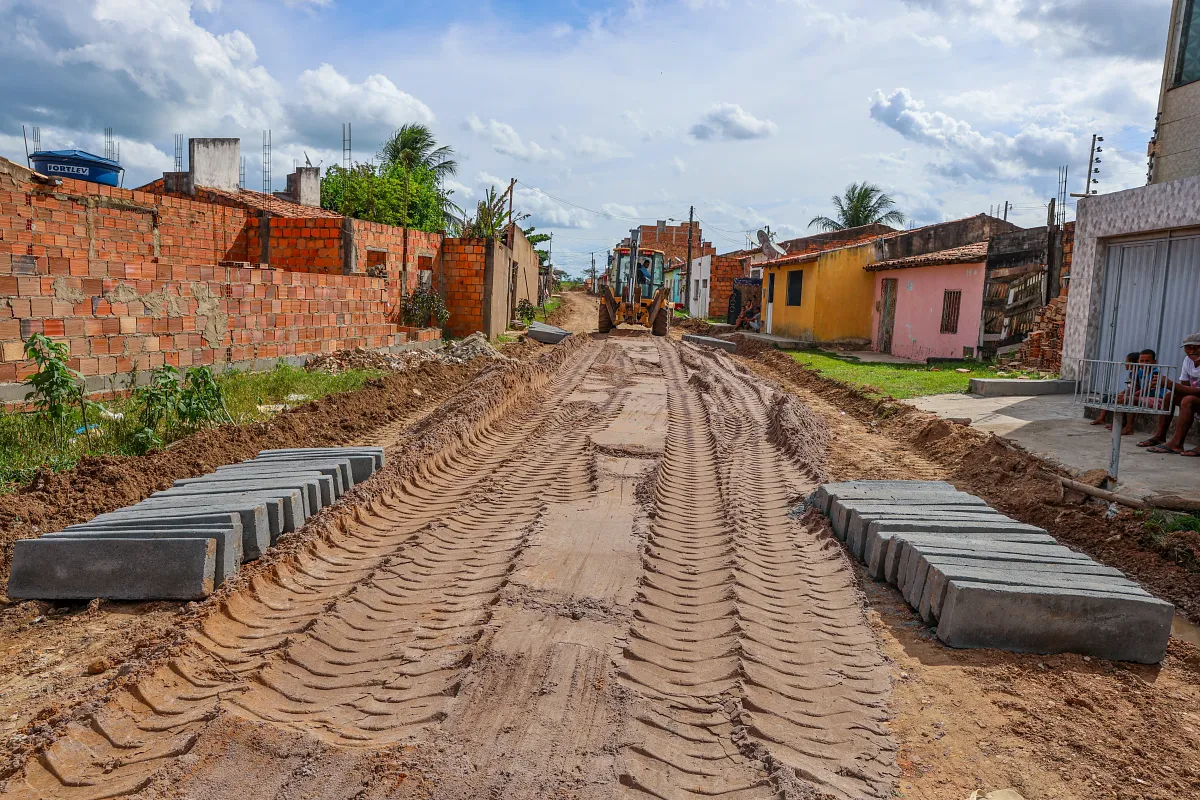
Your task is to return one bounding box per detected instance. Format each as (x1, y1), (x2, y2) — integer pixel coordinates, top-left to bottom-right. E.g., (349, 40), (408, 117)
(683, 206), (695, 314)
(506, 177), (516, 248)
(1003, 201), (1009, 221)
(591, 252), (596, 295)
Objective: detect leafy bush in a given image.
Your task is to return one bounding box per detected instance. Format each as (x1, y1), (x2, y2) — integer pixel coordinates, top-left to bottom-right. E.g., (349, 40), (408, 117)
(23, 333), (91, 452)
(402, 288), (450, 329)
(516, 299), (536, 326)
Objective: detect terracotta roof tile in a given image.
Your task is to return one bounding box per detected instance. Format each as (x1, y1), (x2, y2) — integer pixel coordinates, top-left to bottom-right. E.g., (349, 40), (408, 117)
(866, 241), (988, 271)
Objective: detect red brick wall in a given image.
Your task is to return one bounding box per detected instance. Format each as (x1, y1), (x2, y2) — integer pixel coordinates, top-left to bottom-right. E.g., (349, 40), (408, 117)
(350, 220), (442, 303)
(0, 253), (424, 382)
(439, 238), (487, 337)
(1, 165), (257, 269)
(0, 158), (440, 383)
(632, 222), (715, 266)
(268, 217), (342, 273)
(708, 254), (747, 321)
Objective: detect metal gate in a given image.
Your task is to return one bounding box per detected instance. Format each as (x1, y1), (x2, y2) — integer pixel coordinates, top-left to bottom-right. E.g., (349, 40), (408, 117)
(1096, 234), (1200, 364)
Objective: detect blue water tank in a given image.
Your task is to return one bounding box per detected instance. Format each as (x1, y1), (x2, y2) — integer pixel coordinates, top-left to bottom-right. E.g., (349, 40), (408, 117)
(29, 150), (123, 187)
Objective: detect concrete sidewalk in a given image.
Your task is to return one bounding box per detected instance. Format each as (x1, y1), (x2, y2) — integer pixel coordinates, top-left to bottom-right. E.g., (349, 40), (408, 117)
(907, 393), (1200, 499)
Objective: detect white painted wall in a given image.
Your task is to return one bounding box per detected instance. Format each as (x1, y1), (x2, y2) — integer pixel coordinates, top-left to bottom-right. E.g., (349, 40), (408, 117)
(688, 255), (712, 319)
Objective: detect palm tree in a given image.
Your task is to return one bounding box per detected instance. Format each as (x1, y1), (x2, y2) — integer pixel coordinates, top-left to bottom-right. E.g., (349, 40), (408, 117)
(377, 123), (458, 181)
(808, 182), (906, 232)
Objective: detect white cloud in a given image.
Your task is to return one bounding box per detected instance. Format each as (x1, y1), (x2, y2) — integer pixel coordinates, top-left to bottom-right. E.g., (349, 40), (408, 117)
(868, 87), (1081, 180)
(514, 185), (591, 229)
(911, 32), (951, 50)
(670, 156), (687, 174)
(574, 135), (630, 160)
(464, 115), (564, 162)
(689, 103), (778, 141)
(289, 64), (434, 143)
(601, 202), (638, 218)
(443, 178), (474, 199)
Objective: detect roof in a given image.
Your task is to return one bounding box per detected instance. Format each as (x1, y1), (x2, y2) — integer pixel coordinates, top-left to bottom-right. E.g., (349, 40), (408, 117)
(866, 241), (988, 271)
(136, 178), (341, 219)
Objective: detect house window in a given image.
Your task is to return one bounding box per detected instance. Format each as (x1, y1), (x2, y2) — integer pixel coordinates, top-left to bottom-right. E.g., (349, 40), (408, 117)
(694, 279), (700, 295)
(365, 249), (387, 278)
(941, 290), (962, 334)
(786, 269), (803, 306)
(702, 278), (708, 288)
(1177, 0), (1200, 86)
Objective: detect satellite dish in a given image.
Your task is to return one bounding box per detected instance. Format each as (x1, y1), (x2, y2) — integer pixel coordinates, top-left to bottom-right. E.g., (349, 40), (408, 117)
(758, 229), (786, 259)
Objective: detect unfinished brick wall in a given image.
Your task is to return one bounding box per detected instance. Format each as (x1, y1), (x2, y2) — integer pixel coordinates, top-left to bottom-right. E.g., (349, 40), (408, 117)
(0, 157), (440, 386)
(0, 252), (419, 383)
(707, 254), (747, 321)
(2, 162), (258, 269)
(438, 238), (487, 337)
(266, 217), (343, 273)
(349, 221), (442, 301)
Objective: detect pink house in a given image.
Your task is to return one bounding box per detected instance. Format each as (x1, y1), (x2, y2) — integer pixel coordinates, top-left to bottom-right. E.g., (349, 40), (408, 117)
(868, 242), (988, 362)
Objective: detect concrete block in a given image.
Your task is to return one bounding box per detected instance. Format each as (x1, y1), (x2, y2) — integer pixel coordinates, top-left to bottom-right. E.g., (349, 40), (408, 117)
(258, 447), (383, 480)
(176, 472), (332, 508)
(52, 524), (241, 586)
(136, 490), (297, 539)
(920, 557), (1139, 623)
(860, 520), (1050, 576)
(936, 580), (1174, 663)
(528, 321), (570, 345)
(847, 512), (1021, 560)
(967, 378), (1076, 397)
(7, 538), (216, 600)
(219, 459), (352, 492)
(163, 478), (321, 518)
(251, 454), (372, 485)
(884, 536), (1089, 586)
(682, 334), (737, 353)
(211, 464), (345, 498)
(830, 496), (991, 539)
(813, 480), (958, 510)
(102, 499), (274, 556)
(84, 511), (262, 563)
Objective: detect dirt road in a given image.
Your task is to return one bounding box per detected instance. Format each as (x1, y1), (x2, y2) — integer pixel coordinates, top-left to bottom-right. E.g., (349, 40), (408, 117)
(0, 334), (898, 799)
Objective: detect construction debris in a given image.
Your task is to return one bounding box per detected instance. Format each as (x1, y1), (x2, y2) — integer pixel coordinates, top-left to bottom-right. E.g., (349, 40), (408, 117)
(306, 334), (509, 375)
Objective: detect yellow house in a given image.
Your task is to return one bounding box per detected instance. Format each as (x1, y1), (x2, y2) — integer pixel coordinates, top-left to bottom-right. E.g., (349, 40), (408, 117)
(761, 215), (1015, 344)
(762, 237), (884, 344)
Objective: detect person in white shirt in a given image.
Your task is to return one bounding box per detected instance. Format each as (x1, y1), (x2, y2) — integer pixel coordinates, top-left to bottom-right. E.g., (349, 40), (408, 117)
(1141, 333), (1200, 455)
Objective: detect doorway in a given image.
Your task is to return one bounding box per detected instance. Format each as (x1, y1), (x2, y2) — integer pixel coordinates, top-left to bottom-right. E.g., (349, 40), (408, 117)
(765, 272), (775, 334)
(878, 278), (898, 354)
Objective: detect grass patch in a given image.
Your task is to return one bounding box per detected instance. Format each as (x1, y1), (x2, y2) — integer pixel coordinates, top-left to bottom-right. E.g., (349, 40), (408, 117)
(1142, 511), (1200, 572)
(673, 309), (690, 319)
(536, 297), (562, 322)
(0, 362), (383, 493)
(784, 350), (1048, 400)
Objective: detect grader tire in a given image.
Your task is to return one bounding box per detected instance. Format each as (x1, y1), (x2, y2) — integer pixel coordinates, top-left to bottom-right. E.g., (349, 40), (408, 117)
(651, 307), (670, 337)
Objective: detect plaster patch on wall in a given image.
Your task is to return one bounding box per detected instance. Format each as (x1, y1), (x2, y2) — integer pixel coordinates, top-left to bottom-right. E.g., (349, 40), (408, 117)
(51, 278), (87, 304)
(106, 283), (185, 319)
(191, 283), (228, 346)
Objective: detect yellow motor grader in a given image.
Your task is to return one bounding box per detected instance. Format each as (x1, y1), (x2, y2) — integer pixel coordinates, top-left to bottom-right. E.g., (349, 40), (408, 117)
(600, 231), (671, 336)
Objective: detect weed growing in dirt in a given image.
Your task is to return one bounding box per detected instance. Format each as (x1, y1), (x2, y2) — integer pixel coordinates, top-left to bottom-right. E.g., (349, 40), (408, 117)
(537, 297), (561, 322)
(784, 350), (1049, 399)
(1143, 511), (1200, 572)
(0, 358), (384, 492)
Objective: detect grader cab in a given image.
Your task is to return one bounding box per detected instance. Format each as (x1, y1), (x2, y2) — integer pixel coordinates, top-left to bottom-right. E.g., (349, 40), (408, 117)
(599, 241), (671, 336)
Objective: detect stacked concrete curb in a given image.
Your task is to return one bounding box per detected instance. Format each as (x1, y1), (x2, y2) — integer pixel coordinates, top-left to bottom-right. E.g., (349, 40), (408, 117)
(812, 480), (1175, 664)
(7, 447), (383, 601)
(681, 334), (738, 353)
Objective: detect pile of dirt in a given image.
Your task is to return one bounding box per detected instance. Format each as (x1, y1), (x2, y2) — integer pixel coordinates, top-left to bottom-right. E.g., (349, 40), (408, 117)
(306, 335), (509, 375)
(675, 316), (716, 335)
(747, 346), (1200, 622)
(0, 358), (481, 588)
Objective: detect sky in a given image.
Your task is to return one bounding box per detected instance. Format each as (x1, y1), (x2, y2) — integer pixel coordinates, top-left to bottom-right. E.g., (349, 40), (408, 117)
(0, 0), (1173, 277)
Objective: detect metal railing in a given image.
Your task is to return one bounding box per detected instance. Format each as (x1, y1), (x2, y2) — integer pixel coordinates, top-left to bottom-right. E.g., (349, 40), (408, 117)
(1073, 358), (1179, 485)
(1074, 358), (1177, 414)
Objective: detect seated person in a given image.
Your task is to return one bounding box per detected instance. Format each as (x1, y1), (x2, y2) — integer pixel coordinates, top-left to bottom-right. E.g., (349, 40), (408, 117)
(734, 302), (761, 331)
(1141, 334), (1200, 455)
(1091, 351), (1139, 432)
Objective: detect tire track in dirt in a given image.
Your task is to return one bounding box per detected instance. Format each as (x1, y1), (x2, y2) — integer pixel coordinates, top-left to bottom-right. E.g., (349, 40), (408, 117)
(0, 341), (609, 800)
(616, 340), (772, 799)
(681, 345), (898, 798)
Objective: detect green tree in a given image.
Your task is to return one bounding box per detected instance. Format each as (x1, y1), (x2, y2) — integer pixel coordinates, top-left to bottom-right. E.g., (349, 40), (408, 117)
(808, 182), (906, 232)
(455, 186), (511, 238)
(321, 162), (453, 232)
(523, 225), (551, 266)
(377, 124), (458, 181)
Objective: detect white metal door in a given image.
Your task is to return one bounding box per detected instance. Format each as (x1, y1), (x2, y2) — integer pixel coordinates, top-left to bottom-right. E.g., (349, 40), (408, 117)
(1098, 236), (1200, 363)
